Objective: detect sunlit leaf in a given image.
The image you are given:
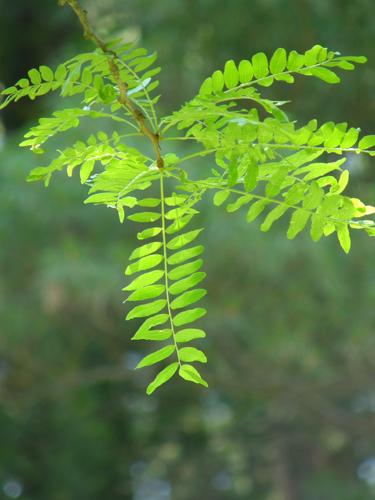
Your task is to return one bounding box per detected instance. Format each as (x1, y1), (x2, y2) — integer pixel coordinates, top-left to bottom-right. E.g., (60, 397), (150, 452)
(336, 223), (351, 253)
(127, 284), (165, 302)
(146, 362), (179, 394)
(167, 245), (204, 266)
(170, 289), (207, 310)
(126, 299), (166, 320)
(123, 270), (164, 291)
(173, 308), (207, 327)
(135, 345), (175, 369)
(167, 229), (203, 251)
(179, 364), (208, 387)
(169, 272), (206, 296)
(175, 328), (206, 343)
(129, 242), (162, 260)
(168, 259), (203, 281)
(179, 347), (207, 363)
(125, 254), (163, 275)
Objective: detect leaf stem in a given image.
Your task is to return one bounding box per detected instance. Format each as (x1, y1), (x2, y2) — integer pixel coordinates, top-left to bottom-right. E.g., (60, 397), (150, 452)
(227, 57), (346, 93)
(175, 143), (373, 169)
(160, 173), (181, 367)
(190, 179), (363, 226)
(60, 0), (164, 168)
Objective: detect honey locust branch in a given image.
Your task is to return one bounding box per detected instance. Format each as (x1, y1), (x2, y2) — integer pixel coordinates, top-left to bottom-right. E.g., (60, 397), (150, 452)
(58, 0), (164, 168)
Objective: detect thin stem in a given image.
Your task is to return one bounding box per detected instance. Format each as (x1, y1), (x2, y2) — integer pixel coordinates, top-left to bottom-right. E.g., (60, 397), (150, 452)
(177, 149), (218, 165)
(175, 142), (373, 170)
(116, 58), (158, 131)
(161, 136), (198, 142)
(116, 169), (157, 201)
(160, 173), (181, 366)
(60, 0), (164, 168)
(255, 143), (373, 155)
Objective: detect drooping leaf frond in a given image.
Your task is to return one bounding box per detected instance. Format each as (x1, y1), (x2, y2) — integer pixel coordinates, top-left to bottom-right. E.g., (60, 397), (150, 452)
(2, 0), (373, 398)
(196, 45), (367, 94)
(123, 183), (208, 394)
(161, 47), (375, 253)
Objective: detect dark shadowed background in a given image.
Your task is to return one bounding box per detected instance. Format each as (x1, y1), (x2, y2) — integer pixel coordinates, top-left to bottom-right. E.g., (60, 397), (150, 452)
(0, 1), (374, 499)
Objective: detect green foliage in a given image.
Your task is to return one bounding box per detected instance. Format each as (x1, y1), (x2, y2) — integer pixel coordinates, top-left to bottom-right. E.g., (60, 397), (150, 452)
(1, 10), (374, 397)
(123, 187), (208, 393)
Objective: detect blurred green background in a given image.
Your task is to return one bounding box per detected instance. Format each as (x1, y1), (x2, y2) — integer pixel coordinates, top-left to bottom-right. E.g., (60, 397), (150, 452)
(0, 1), (374, 499)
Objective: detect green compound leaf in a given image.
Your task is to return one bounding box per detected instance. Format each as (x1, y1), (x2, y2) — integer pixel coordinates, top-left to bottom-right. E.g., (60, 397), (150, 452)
(287, 210), (311, 239)
(309, 67), (340, 84)
(226, 195), (252, 213)
(84, 193), (116, 205)
(126, 299), (167, 320)
(238, 59), (253, 83)
(146, 362), (179, 395)
(341, 128), (360, 148)
(80, 159), (95, 184)
(128, 212), (161, 223)
(16, 78), (29, 89)
(125, 254), (163, 275)
(179, 347), (207, 363)
(135, 345), (175, 369)
(304, 44), (327, 65)
(223, 60), (239, 89)
(175, 328), (206, 342)
(303, 183), (324, 210)
(123, 270), (164, 291)
(270, 48), (287, 74)
(244, 158), (259, 192)
(332, 170), (349, 195)
(132, 328), (172, 341)
(213, 190), (230, 206)
(310, 214), (325, 242)
(166, 216), (195, 235)
(252, 52), (269, 79)
(165, 206), (198, 221)
(341, 55), (367, 63)
(129, 242), (162, 260)
(199, 77), (213, 96)
(39, 65), (54, 82)
(337, 223), (351, 253)
(168, 259), (203, 281)
(173, 308), (207, 327)
(165, 195), (189, 206)
(212, 70), (224, 92)
(169, 272), (206, 296)
(287, 50), (305, 70)
(137, 227), (162, 240)
(359, 135), (375, 150)
(5, 35), (374, 396)
(170, 289), (207, 310)
(138, 198), (161, 207)
(179, 364), (208, 387)
(127, 284), (165, 302)
(132, 314), (170, 340)
(28, 68), (41, 84)
(260, 205), (289, 232)
(167, 245), (204, 266)
(167, 229), (203, 250)
(246, 199), (269, 222)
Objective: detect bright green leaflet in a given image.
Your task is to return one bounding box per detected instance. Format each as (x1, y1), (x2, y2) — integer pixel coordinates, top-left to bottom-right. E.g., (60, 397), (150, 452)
(1, 1), (374, 394)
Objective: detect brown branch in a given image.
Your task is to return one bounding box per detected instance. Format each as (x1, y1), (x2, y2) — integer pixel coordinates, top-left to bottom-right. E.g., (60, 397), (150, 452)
(58, 0), (164, 168)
